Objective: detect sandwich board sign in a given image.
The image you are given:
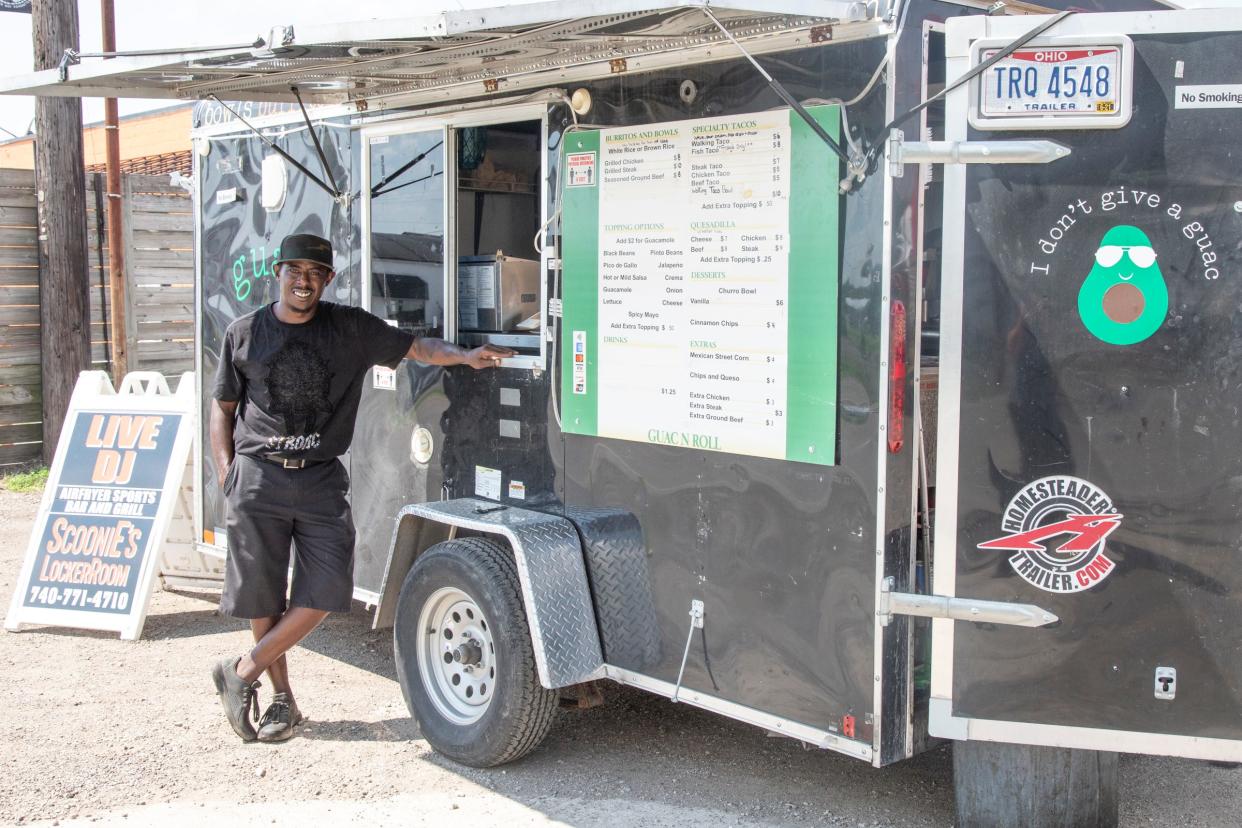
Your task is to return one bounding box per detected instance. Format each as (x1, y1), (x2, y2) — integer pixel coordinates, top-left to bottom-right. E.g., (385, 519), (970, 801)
(5, 371), (196, 640)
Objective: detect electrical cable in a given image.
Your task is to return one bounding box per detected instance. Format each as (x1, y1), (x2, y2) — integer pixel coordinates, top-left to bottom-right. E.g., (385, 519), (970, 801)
(701, 7), (851, 165)
(536, 96), (584, 433)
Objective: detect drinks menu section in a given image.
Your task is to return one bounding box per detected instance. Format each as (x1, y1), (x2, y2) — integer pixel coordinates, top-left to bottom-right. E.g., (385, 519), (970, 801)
(562, 107), (839, 466)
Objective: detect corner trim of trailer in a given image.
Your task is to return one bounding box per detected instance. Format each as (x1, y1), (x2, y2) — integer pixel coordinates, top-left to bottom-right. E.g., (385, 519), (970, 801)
(607, 666), (874, 762)
(192, 135), (207, 561)
(930, 698), (1242, 763)
(869, 11), (902, 764)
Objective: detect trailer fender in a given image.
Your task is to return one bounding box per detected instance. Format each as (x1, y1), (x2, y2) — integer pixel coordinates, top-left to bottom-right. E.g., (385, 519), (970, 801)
(562, 507), (662, 672)
(375, 498), (604, 690)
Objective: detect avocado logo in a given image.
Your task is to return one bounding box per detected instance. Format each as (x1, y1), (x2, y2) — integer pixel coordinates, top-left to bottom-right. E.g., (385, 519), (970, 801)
(1077, 225), (1168, 345)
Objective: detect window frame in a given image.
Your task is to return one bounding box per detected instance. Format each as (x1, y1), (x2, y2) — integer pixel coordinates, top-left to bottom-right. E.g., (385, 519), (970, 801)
(360, 102), (551, 372)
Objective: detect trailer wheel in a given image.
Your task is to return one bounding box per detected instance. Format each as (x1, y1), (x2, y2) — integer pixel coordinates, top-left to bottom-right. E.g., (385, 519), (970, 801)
(393, 536), (558, 767)
(953, 741), (1118, 827)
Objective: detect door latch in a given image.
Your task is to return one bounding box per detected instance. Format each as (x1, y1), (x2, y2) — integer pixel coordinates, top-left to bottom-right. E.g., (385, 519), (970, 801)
(1155, 666), (1177, 700)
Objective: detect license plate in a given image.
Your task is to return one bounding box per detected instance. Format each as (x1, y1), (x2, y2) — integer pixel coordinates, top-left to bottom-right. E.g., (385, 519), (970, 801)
(980, 46), (1122, 119)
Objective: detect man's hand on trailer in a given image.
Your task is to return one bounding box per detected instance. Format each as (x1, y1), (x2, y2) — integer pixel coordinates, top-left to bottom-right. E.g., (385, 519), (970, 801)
(405, 338), (516, 369)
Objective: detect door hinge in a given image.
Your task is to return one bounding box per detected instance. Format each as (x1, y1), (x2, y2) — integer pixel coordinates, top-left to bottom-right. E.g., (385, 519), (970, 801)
(886, 129), (1070, 178)
(878, 576), (1058, 627)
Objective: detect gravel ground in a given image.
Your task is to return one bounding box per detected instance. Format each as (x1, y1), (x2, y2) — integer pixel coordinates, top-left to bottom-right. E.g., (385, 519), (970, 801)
(1, 487), (1240, 827)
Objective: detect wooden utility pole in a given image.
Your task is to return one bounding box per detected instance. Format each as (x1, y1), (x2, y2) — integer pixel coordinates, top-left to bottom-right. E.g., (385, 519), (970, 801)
(33, 0), (91, 464)
(101, 0), (128, 379)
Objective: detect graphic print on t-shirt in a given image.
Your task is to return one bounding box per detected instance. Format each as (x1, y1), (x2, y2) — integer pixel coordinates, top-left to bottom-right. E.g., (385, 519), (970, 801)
(214, 302), (417, 462)
(263, 338), (334, 452)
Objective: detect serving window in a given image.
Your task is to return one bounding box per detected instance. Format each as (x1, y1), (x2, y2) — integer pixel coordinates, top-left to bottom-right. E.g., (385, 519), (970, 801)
(362, 108), (550, 371)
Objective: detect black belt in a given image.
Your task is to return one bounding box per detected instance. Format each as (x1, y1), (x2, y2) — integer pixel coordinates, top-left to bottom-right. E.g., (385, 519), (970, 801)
(259, 453), (326, 469)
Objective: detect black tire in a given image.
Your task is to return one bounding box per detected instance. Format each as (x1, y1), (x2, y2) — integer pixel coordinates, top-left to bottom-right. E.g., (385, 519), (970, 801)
(953, 741), (1119, 827)
(394, 537), (558, 767)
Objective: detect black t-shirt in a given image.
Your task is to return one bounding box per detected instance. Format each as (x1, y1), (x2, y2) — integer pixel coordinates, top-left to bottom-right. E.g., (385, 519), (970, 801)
(213, 302), (416, 461)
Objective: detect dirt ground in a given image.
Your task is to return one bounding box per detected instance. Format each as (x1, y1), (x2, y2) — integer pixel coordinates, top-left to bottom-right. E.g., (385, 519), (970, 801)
(1, 488), (1240, 827)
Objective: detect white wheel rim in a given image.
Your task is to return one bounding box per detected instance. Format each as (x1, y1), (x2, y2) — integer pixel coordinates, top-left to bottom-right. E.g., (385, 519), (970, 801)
(416, 586), (497, 725)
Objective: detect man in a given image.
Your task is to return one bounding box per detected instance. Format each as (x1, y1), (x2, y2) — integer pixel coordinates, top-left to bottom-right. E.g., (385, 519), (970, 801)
(209, 232), (512, 743)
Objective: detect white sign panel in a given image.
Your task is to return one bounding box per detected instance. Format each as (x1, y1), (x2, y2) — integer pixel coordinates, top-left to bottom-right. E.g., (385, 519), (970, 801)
(596, 113), (792, 459)
(474, 465), (502, 500)
(560, 107), (840, 465)
(5, 372), (196, 640)
(1174, 84), (1242, 108)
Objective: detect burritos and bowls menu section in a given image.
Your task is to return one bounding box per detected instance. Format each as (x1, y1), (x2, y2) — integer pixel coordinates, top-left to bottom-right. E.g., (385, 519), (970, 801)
(561, 107), (840, 465)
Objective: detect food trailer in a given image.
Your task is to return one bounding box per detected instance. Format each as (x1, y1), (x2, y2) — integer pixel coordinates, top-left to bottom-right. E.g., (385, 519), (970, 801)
(6, 0), (1241, 821)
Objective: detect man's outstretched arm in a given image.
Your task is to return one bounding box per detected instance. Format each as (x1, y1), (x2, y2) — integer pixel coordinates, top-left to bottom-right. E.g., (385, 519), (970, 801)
(406, 338), (515, 369)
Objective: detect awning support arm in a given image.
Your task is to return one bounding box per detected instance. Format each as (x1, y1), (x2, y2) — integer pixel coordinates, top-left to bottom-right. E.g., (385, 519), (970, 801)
(57, 40), (265, 82)
(370, 140), (445, 199)
(207, 94), (344, 203)
(290, 85), (342, 198)
(701, 8), (851, 167)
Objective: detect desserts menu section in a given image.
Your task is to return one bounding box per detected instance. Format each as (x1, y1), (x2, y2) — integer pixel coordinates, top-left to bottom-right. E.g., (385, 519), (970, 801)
(561, 107), (839, 465)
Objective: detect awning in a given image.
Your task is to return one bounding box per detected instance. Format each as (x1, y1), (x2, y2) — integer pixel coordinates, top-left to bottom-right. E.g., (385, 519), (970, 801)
(0, 0), (890, 109)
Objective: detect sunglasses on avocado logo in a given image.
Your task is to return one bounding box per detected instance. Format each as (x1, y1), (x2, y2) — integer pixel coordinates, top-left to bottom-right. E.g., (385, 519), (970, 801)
(1093, 245), (1157, 269)
(1078, 225), (1168, 346)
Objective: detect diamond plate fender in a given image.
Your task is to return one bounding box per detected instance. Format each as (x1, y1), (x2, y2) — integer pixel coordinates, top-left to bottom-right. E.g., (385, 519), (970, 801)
(563, 507), (662, 672)
(386, 498), (604, 689)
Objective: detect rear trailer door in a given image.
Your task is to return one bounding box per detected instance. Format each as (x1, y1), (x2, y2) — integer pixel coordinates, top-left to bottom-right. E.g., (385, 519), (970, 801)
(933, 9), (1242, 761)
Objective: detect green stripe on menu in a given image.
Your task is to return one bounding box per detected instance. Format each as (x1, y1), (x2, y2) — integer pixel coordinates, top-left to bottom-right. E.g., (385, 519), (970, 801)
(560, 129), (600, 436)
(785, 106), (840, 465)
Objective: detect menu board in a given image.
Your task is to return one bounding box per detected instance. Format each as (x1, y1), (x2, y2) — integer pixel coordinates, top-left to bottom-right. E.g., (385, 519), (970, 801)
(561, 107), (840, 465)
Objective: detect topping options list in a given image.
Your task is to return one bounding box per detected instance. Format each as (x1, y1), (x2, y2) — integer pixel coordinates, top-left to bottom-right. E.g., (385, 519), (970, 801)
(595, 114), (793, 459)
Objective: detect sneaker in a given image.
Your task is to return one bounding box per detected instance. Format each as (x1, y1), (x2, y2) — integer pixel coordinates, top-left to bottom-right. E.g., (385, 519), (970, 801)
(211, 656), (260, 742)
(257, 692), (303, 743)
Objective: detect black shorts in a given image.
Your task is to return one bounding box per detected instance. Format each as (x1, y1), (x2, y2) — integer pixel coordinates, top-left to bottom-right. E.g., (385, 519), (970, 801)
(220, 453), (355, 618)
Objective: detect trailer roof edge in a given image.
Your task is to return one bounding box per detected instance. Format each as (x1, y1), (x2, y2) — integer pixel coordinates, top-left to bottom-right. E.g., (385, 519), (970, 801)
(0, 1), (889, 104)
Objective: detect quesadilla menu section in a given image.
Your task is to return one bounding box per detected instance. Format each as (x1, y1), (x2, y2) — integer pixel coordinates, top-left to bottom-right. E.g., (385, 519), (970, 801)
(562, 107), (840, 465)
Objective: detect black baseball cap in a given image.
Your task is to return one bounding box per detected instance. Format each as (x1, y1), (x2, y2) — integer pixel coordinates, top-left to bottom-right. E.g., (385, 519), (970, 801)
(274, 233), (334, 270)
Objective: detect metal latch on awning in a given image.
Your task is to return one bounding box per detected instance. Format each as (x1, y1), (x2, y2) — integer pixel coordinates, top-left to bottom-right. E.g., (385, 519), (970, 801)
(886, 129), (1070, 176)
(878, 576), (1059, 628)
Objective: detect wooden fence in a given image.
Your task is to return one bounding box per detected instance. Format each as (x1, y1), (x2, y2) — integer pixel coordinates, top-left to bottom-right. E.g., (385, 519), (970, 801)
(0, 169), (194, 468)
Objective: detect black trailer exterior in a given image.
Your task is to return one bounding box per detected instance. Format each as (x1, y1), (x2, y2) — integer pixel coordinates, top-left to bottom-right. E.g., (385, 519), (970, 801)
(933, 8), (1242, 759)
(193, 24), (903, 763)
